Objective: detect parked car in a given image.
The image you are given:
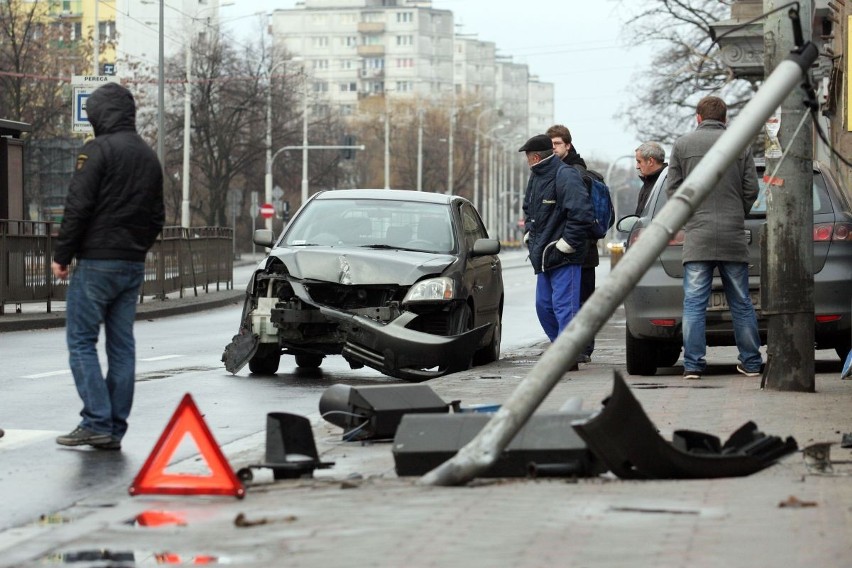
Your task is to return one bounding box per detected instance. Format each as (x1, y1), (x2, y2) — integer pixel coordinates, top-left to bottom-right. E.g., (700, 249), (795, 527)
(222, 189), (503, 381)
(617, 161), (852, 375)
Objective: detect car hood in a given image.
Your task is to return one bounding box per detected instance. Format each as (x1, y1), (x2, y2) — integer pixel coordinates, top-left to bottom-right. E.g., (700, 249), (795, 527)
(270, 246), (456, 285)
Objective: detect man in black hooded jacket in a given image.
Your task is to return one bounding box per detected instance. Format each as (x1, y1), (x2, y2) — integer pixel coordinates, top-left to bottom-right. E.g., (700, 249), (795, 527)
(52, 82), (164, 450)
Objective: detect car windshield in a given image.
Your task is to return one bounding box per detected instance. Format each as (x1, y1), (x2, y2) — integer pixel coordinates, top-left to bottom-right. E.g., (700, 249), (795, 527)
(283, 197), (456, 253)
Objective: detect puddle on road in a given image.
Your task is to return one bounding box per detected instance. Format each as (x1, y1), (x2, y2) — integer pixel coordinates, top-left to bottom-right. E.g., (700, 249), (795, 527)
(631, 383), (721, 390)
(136, 366), (218, 382)
(43, 549), (241, 565)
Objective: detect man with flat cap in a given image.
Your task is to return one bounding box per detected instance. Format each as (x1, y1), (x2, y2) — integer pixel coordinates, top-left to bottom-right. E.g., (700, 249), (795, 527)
(520, 134), (594, 364)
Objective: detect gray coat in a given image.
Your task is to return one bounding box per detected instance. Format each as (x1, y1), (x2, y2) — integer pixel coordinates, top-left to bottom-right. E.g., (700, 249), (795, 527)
(665, 119), (759, 264)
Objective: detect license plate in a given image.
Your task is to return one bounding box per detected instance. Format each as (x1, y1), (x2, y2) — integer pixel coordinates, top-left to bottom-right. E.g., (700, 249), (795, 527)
(707, 290), (760, 311)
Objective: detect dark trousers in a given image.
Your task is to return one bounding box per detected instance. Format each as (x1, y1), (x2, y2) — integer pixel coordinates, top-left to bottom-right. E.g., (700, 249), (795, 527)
(580, 266), (595, 356)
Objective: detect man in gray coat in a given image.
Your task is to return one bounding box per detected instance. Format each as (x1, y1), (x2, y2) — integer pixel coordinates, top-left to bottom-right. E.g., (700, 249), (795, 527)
(666, 96), (761, 380)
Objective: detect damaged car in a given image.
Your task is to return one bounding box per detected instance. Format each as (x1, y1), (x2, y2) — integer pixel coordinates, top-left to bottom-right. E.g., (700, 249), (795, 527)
(222, 189), (503, 381)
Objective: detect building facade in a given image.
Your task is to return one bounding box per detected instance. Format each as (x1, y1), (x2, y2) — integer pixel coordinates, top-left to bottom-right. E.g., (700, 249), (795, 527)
(270, 0), (552, 135)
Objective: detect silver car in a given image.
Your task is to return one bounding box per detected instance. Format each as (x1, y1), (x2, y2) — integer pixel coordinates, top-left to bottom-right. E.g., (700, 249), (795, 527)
(618, 161), (852, 376)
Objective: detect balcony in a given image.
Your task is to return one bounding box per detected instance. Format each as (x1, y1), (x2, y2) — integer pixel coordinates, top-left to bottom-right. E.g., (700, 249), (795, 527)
(357, 22), (385, 34)
(357, 45), (385, 57)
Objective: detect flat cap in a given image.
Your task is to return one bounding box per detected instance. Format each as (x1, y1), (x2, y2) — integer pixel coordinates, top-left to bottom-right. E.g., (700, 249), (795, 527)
(518, 134), (553, 152)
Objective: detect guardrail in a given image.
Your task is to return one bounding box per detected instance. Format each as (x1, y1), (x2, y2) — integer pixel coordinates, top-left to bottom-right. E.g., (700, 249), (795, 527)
(0, 221), (234, 315)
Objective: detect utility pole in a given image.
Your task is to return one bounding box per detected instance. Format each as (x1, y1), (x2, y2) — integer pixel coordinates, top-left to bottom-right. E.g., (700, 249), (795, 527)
(761, 1), (815, 392)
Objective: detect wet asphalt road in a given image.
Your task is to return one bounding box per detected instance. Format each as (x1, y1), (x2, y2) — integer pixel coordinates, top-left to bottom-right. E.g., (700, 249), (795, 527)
(0, 255), (551, 531)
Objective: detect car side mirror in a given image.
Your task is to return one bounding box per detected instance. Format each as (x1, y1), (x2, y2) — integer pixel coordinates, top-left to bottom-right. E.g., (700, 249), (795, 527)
(616, 215), (639, 234)
(253, 229), (275, 248)
(472, 238), (500, 257)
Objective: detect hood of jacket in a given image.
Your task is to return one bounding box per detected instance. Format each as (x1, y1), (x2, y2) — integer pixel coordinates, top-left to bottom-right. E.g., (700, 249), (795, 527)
(86, 82), (137, 136)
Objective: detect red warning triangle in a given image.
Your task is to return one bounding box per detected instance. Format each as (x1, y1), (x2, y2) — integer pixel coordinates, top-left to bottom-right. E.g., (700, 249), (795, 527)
(129, 393), (245, 498)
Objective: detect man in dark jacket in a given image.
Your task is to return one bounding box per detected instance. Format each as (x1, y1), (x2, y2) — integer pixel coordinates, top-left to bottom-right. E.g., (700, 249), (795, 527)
(666, 96), (761, 380)
(547, 124), (598, 363)
(521, 134), (594, 358)
(634, 141), (667, 214)
(52, 82), (165, 450)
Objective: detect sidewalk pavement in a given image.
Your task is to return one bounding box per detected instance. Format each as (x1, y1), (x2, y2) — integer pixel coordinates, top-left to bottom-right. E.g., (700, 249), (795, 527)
(2, 251), (851, 567)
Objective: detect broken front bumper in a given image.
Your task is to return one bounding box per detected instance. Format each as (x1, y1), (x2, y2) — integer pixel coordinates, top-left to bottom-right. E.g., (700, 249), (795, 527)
(321, 308), (490, 382)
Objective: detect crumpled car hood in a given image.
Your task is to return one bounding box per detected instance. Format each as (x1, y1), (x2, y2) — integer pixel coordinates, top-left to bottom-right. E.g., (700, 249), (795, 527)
(270, 246), (455, 285)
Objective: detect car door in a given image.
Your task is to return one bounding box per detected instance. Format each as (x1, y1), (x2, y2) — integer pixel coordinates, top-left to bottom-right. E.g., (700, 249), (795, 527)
(458, 202), (502, 326)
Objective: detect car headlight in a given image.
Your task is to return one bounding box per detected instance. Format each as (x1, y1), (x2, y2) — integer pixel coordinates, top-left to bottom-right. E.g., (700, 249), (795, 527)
(403, 277), (455, 303)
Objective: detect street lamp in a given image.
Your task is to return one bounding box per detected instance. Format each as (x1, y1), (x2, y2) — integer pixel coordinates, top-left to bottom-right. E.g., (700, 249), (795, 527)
(264, 59), (306, 229)
(605, 154), (635, 240)
(473, 108), (501, 212)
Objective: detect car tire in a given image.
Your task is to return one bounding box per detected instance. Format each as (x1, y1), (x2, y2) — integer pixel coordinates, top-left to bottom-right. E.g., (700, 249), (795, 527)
(626, 327), (658, 376)
(295, 353), (323, 369)
(656, 343), (681, 368)
(473, 307), (502, 366)
(248, 345), (281, 375)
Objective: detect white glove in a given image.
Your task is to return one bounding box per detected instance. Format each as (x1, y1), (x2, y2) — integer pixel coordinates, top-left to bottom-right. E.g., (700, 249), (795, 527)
(555, 238), (575, 254)
(523, 232), (530, 245)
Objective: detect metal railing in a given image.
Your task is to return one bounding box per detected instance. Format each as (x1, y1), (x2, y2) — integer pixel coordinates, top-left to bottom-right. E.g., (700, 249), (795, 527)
(0, 221), (234, 315)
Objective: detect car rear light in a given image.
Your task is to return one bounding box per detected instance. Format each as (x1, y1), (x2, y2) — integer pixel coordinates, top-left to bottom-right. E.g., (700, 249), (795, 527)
(650, 319), (676, 327)
(813, 222), (852, 242)
(815, 314), (841, 323)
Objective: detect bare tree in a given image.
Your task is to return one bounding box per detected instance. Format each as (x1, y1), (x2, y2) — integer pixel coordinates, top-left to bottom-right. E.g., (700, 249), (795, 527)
(619, 0), (754, 144)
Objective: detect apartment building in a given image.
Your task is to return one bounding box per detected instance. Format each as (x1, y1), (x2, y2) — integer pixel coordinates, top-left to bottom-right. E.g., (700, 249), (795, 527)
(270, 0), (552, 131)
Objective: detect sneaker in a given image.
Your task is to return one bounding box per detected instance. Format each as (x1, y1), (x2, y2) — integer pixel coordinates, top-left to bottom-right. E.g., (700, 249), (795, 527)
(90, 438), (122, 451)
(736, 364), (761, 377)
(683, 370), (702, 380)
(56, 426), (112, 447)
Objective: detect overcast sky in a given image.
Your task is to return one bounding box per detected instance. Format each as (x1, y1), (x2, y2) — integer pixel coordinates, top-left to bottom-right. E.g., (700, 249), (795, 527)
(222, 0), (651, 163)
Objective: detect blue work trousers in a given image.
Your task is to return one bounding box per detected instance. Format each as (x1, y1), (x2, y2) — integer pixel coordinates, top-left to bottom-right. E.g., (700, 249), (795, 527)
(535, 263), (582, 342)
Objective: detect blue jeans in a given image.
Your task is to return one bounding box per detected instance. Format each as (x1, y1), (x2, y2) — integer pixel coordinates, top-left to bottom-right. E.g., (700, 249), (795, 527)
(536, 263), (581, 342)
(66, 259), (145, 439)
(682, 261), (762, 373)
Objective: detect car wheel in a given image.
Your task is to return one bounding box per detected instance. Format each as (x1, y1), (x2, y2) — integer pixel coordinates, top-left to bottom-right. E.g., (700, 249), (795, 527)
(626, 327), (658, 376)
(295, 353), (323, 369)
(835, 345), (850, 361)
(473, 308), (502, 366)
(248, 345), (281, 375)
(656, 343), (681, 368)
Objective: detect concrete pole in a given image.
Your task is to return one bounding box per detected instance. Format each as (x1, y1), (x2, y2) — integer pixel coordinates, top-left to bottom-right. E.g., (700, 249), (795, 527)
(157, 0), (165, 165)
(447, 105), (455, 194)
(419, 44), (819, 486)
(181, 45), (192, 228)
(93, 0), (99, 74)
(473, 132), (481, 211)
(264, 65), (274, 231)
(384, 93), (390, 189)
(300, 73), (309, 205)
(761, 1), (815, 391)
(417, 108), (423, 191)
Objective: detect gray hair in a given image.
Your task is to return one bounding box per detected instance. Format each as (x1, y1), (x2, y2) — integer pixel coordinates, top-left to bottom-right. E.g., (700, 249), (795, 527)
(635, 141), (665, 164)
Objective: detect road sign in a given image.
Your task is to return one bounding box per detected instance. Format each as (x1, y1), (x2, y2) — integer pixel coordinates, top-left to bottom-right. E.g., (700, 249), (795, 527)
(260, 203), (275, 219)
(71, 75), (120, 134)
